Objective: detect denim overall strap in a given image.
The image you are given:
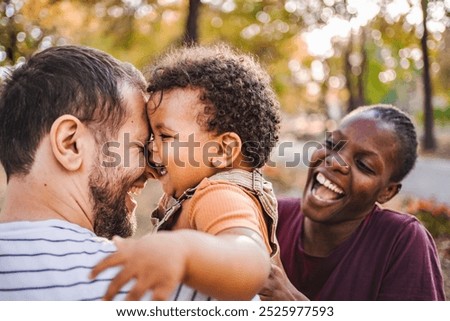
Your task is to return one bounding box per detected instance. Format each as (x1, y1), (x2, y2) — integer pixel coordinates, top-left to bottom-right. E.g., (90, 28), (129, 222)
(208, 169), (279, 257)
(150, 187), (197, 232)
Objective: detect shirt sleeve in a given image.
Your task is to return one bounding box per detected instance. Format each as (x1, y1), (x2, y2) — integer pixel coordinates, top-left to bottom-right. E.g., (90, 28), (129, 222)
(187, 182), (264, 237)
(378, 220), (446, 300)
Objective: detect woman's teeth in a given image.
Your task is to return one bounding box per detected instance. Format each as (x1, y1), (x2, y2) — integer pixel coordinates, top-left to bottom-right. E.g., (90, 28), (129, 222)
(316, 173), (344, 195)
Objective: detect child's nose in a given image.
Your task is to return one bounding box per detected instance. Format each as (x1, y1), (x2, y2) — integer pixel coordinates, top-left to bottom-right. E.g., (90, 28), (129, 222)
(147, 141), (160, 161)
(148, 140), (157, 152)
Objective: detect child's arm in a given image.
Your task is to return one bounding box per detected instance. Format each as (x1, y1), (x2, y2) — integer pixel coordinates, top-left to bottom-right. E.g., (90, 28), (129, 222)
(90, 229), (270, 300)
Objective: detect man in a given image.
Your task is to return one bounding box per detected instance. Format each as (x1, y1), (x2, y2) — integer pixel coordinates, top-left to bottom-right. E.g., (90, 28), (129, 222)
(0, 45), (208, 300)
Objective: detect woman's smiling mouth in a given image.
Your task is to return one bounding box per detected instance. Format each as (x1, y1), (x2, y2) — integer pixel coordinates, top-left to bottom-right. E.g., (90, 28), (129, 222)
(312, 172), (345, 201)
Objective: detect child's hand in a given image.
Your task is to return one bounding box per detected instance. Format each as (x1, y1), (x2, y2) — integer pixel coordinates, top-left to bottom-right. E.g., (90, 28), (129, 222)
(90, 233), (188, 301)
(92, 229), (271, 301)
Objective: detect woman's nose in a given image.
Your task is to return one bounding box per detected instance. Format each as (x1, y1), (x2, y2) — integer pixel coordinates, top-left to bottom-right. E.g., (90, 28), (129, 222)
(325, 152), (350, 174)
(148, 140), (158, 153)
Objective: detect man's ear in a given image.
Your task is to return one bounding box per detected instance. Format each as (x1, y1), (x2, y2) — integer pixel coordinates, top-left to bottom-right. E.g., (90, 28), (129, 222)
(377, 182), (402, 204)
(209, 132), (242, 169)
(49, 115), (89, 172)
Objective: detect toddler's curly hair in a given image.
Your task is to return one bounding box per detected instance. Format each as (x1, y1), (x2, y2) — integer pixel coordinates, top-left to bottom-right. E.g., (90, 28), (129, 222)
(146, 44), (281, 168)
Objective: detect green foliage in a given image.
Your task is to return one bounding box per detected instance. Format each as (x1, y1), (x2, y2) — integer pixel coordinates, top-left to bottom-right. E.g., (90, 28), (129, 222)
(415, 211), (450, 238)
(0, 0), (448, 120)
(407, 198), (450, 238)
(365, 47), (389, 104)
(0, 0), (55, 65)
(435, 108), (450, 124)
(417, 106), (450, 125)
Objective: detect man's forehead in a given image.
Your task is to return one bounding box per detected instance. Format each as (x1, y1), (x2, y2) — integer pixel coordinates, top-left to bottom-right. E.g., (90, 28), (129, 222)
(119, 86), (150, 138)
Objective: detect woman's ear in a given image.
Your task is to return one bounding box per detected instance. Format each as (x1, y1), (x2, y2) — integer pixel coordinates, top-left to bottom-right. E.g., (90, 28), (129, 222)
(377, 182), (402, 204)
(49, 115), (89, 172)
(209, 132), (242, 169)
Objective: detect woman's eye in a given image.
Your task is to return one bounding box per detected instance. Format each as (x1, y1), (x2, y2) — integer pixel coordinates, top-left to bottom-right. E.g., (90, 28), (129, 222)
(356, 159), (374, 174)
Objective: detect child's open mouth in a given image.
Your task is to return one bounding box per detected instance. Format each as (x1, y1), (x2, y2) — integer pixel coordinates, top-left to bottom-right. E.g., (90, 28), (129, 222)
(312, 172), (345, 201)
(149, 161), (167, 176)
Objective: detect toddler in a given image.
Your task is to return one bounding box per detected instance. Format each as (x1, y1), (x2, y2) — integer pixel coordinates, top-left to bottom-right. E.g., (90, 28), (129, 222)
(92, 44), (283, 300)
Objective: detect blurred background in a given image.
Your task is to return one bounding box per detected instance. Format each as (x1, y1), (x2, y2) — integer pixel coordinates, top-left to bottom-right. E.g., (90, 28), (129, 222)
(0, 0), (449, 297)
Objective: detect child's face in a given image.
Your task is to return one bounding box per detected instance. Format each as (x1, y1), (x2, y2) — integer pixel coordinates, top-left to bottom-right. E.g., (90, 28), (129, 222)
(147, 88), (219, 198)
(302, 112), (400, 224)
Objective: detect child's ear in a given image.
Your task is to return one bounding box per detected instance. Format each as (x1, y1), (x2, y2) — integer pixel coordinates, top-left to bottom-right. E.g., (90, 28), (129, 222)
(49, 115), (89, 172)
(209, 132), (242, 169)
(377, 182), (402, 204)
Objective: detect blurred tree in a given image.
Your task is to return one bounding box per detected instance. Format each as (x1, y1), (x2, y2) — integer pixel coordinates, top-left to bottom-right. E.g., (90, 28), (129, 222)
(420, 0), (436, 150)
(183, 0), (201, 45)
(436, 29), (449, 89)
(194, 0), (304, 111)
(60, 0), (186, 68)
(0, 0), (64, 66)
(266, 0), (447, 140)
(1, 0), (18, 64)
(1, 0), (448, 136)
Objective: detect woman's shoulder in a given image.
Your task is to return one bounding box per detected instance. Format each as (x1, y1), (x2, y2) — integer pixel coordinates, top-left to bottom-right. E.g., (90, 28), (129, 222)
(369, 205), (430, 240)
(371, 205), (419, 225)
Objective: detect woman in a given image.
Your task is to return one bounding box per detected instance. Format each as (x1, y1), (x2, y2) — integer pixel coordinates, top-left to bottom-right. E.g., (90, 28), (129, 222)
(260, 105), (445, 300)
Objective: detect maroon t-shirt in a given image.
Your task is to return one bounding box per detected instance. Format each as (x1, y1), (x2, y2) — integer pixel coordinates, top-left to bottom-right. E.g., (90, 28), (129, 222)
(277, 197), (446, 300)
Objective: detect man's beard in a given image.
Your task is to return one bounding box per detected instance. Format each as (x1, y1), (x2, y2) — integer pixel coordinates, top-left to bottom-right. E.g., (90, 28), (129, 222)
(89, 166), (137, 239)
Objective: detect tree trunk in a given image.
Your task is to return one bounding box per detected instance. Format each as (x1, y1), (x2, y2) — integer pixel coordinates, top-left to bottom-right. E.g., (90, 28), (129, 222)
(6, 27), (17, 64)
(344, 35), (356, 113)
(4, 0), (17, 64)
(420, 0), (436, 150)
(183, 0), (201, 46)
(356, 27), (367, 107)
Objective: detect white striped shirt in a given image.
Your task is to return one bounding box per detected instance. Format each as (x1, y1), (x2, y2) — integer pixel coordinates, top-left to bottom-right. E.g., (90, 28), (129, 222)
(0, 219), (210, 301)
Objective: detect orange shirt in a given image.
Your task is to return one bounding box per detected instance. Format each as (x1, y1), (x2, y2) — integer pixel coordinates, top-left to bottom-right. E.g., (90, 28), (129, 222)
(172, 177), (272, 254)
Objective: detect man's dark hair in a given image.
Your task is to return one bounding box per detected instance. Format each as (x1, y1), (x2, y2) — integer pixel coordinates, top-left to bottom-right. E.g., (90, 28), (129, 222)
(146, 44), (281, 168)
(0, 45), (145, 180)
(345, 104), (418, 182)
